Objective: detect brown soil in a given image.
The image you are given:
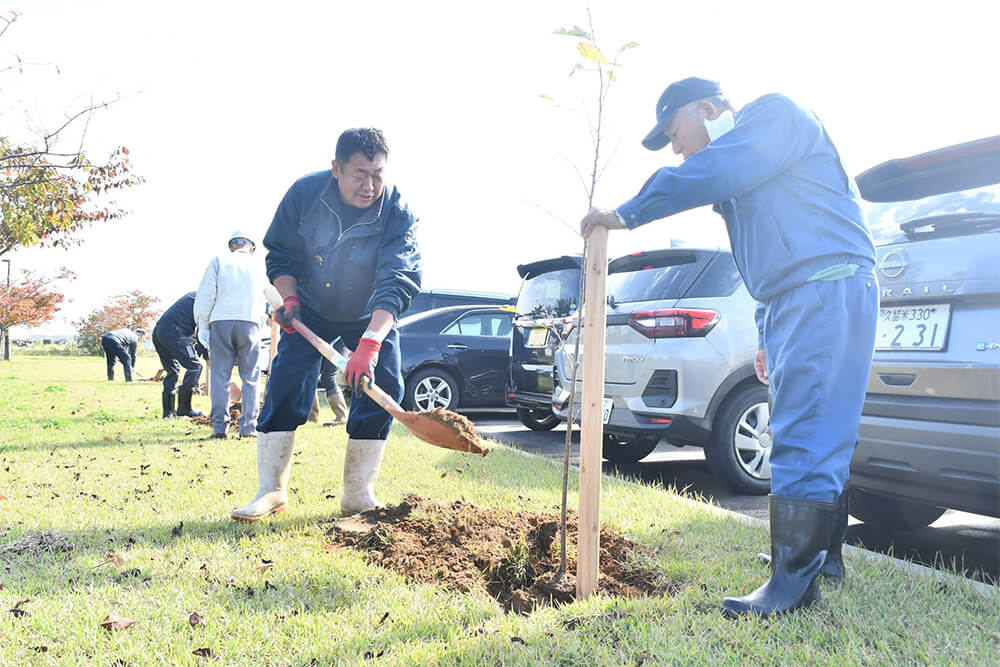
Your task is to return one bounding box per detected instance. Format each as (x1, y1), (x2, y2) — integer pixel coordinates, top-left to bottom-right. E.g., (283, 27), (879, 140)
(327, 494), (671, 615)
(190, 403), (242, 429)
(409, 407), (488, 455)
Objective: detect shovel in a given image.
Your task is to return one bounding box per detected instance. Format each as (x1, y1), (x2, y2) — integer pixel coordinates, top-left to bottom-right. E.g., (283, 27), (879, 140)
(263, 288), (486, 455)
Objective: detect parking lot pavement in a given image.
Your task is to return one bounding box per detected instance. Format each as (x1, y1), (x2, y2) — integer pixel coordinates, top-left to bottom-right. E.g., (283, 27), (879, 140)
(473, 412), (999, 585)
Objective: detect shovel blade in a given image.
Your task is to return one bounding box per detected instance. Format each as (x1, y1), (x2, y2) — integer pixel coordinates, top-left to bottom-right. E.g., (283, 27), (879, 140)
(392, 409), (488, 455)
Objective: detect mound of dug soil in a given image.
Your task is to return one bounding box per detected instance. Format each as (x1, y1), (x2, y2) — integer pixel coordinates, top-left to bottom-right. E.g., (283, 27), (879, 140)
(327, 494), (670, 614)
(190, 404), (241, 430)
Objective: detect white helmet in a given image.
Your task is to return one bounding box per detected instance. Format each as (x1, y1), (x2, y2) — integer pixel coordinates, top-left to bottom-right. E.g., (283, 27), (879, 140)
(228, 230), (255, 251)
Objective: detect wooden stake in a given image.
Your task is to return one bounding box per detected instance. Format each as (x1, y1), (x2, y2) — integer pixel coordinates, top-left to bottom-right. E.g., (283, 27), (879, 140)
(577, 226), (608, 599)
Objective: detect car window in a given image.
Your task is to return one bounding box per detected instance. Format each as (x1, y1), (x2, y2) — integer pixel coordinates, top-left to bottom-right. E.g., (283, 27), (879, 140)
(442, 312), (513, 337)
(607, 256), (703, 303)
(515, 268), (580, 318)
(865, 183), (1000, 245)
(684, 253), (744, 298)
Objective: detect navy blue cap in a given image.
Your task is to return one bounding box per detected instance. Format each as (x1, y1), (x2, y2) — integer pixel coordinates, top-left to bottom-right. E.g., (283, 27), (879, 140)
(641, 77), (723, 151)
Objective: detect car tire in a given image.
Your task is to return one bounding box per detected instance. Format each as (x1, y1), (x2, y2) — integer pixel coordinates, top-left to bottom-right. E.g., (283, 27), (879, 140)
(516, 408), (560, 431)
(405, 368), (460, 411)
(705, 383), (772, 495)
(848, 487), (946, 531)
(601, 433), (659, 464)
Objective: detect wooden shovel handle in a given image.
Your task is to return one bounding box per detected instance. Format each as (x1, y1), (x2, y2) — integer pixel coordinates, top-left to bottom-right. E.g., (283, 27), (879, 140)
(289, 317), (405, 416)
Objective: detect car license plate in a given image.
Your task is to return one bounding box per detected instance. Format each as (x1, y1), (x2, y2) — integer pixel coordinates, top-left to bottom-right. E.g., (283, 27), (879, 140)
(875, 304), (950, 351)
(526, 327), (548, 348)
(602, 397), (613, 424)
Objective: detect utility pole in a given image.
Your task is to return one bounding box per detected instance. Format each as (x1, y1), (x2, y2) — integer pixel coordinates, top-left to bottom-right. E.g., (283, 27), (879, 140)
(1, 259), (10, 362)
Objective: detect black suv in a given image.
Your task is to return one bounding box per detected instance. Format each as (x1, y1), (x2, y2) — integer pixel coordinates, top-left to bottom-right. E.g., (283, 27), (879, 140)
(506, 255), (582, 431)
(850, 135), (1000, 529)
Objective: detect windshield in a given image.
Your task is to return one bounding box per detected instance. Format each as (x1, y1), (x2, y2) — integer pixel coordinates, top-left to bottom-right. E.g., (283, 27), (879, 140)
(515, 268), (580, 318)
(865, 183), (1000, 245)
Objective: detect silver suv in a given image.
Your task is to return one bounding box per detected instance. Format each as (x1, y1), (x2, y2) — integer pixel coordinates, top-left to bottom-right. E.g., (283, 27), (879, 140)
(552, 247), (771, 494)
(850, 135), (1000, 529)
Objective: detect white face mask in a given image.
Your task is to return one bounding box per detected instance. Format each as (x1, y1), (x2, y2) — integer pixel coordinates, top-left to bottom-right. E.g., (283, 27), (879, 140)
(704, 110), (735, 143)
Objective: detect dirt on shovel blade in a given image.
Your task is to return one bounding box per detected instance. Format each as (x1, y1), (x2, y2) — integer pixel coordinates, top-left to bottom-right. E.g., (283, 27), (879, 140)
(327, 494), (674, 615)
(398, 407), (488, 455)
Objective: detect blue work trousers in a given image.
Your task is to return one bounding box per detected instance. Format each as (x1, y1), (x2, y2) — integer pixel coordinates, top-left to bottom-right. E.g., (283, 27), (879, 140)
(257, 307), (402, 440)
(763, 271), (878, 501)
(101, 336), (133, 382)
(152, 327), (203, 393)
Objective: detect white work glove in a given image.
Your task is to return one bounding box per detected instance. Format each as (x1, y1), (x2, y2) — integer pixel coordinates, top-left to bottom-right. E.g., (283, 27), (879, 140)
(197, 328), (210, 350)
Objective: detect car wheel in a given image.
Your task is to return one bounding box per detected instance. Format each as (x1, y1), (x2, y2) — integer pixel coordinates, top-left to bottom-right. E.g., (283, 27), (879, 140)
(516, 408), (560, 431)
(405, 368), (459, 411)
(848, 487), (946, 531)
(601, 433), (659, 464)
(705, 383), (772, 495)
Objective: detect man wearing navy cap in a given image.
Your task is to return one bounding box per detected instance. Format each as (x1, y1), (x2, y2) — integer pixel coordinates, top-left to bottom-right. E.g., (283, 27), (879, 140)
(581, 77), (878, 618)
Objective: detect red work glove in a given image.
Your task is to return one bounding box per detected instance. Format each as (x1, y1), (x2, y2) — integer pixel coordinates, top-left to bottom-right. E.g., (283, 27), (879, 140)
(273, 296), (301, 334)
(344, 337), (381, 389)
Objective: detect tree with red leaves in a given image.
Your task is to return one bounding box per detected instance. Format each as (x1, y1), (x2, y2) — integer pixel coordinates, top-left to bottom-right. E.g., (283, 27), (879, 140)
(0, 266), (75, 360)
(75, 290), (160, 356)
(0, 11), (143, 258)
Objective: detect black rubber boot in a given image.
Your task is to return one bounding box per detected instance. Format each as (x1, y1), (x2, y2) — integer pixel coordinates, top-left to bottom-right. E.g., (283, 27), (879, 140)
(722, 494), (834, 618)
(176, 388), (204, 417)
(756, 486), (849, 582)
(161, 391), (177, 418)
(821, 487), (849, 581)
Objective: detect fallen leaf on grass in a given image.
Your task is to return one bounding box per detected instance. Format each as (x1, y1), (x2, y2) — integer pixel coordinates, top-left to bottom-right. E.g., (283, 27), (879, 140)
(9, 603), (30, 618)
(189, 611), (206, 627)
(511, 636), (527, 645)
(30, 646), (48, 653)
(171, 521), (184, 537)
(192, 647), (212, 657)
(377, 611), (390, 626)
(254, 559), (273, 570)
(364, 650), (385, 659)
(264, 580), (277, 591)
(473, 627), (499, 636)
(93, 554), (125, 570)
(100, 614), (135, 631)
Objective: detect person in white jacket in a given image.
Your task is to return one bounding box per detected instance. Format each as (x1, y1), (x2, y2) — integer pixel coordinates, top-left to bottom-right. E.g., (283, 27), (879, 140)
(194, 230), (266, 438)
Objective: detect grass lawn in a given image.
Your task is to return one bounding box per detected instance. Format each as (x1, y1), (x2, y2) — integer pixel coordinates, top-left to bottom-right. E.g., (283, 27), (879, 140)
(1, 356), (997, 665)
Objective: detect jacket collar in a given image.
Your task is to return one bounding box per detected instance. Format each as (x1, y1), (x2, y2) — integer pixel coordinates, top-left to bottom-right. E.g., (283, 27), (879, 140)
(319, 175), (387, 228)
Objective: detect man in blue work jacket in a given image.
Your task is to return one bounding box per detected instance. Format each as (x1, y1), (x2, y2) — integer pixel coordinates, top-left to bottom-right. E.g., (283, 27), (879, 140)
(101, 327), (145, 382)
(231, 127), (422, 522)
(152, 291), (207, 418)
(581, 77), (877, 618)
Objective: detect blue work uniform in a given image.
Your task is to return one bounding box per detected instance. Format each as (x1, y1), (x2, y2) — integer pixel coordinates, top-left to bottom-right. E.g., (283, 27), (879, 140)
(257, 172), (422, 439)
(101, 328), (138, 381)
(152, 292), (205, 393)
(617, 93), (878, 501)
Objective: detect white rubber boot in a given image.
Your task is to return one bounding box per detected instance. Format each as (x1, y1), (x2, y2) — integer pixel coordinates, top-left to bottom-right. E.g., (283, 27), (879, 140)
(340, 438), (386, 514)
(231, 431), (295, 521)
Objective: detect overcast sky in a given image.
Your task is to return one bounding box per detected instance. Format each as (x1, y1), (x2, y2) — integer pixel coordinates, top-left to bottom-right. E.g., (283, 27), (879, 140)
(5, 0), (998, 334)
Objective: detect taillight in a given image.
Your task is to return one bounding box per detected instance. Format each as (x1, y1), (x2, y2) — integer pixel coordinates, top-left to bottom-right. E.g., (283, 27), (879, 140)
(627, 309), (719, 338)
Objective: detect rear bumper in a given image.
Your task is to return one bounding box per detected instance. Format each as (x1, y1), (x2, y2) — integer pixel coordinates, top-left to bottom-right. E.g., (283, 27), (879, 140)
(852, 394), (1000, 517)
(551, 388), (710, 446)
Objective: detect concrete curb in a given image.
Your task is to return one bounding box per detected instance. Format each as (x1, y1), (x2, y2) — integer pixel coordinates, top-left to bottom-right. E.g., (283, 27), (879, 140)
(496, 439), (999, 599)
